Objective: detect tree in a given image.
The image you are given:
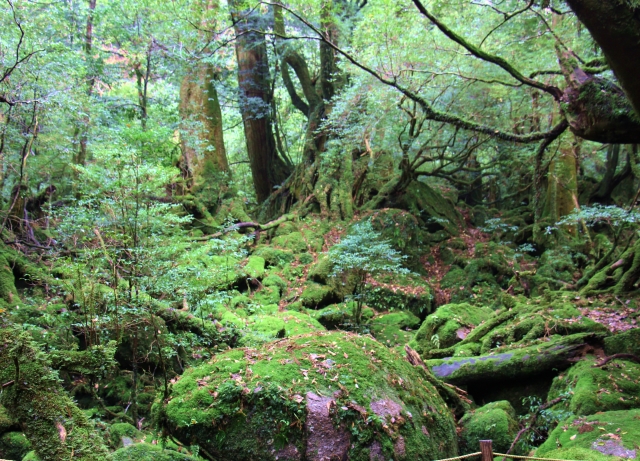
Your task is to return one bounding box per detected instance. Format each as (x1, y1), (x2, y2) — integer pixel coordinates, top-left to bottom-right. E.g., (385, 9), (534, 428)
(229, 0), (292, 203)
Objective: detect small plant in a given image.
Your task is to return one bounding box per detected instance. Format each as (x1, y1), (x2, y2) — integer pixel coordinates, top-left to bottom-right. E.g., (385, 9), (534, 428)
(328, 220), (409, 325)
(430, 333), (440, 349)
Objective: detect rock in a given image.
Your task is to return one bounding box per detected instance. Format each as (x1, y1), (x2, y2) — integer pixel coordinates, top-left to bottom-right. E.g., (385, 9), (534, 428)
(305, 392), (350, 461)
(458, 401), (519, 455)
(427, 333), (607, 386)
(409, 303), (492, 355)
(163, 331), (458, 461)
(369, 311), (421, 347)
(108, 443), (197, 461)
(537, 409), (640, 460)
(548, 356), (640, 416)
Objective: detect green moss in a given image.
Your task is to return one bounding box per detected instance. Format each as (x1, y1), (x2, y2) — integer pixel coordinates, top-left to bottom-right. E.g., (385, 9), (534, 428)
(536, 447), (625, 461)
(22, 450), (40, 461)
(251, 246), (294, 267)
(108, 443), (198, 461)
(459, 401), (519, 455)
(108, 423), (143, 449)
(409, 303), (492, 356)
(0, 329), (108, 461)
(163, 331), (457, 461)
(0, 405), (16, 433)
(548, 356), (640, 416)
(0, 431), (31, 460)
(243, 256), (265, 280)
(271, 232), (309, 254)
(369, 311), (421, 347)
(308, 254), (332, 284)
(604, 329), (640, 356)
(262, 274), (287, 291)
(299, 282), (338, 308)
(366, 273), (432, 317)
(537, 409), (640, 458)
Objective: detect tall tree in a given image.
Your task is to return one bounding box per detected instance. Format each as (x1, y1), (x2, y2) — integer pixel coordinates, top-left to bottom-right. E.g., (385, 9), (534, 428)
(179, 0), (230, 192)
(229, 0), (291, 203)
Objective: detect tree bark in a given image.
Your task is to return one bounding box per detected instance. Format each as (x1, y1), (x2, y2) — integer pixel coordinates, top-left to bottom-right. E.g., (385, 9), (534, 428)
(564, 0), (640, 118)
(230, 0), (291, 203)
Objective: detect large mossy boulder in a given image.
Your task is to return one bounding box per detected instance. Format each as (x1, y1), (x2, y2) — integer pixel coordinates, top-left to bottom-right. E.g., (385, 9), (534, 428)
(108, 443), (198, 461)
(458, 401), (519, 455)
(536, 409), (640, 460)
(366, 273), (433, 318)
(548, 356), (640, 416)
(604, 328), (640, 356)
(409, 303), (492, 356)
(368, 311), (421, 348)
(163, 331), (457, 461)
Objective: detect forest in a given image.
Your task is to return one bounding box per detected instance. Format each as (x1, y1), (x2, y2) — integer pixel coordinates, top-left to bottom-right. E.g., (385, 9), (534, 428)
(0, 0), (639, 460)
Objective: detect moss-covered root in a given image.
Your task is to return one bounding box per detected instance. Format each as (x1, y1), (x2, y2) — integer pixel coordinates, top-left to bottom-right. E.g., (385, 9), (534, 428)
(0, 328), (108, 461)
(581, 238), (640, 295)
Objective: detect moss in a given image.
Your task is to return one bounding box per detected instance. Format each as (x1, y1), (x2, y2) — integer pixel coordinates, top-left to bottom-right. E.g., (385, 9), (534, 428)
(409, 303), (493, 356)
(548, 356), (640, 416)
(300, 228), (324, 253)
(313, 303), (353, 329)
(108, 443), (198, 461)
(604, 328), (640, 356)
(366, 273), (432, 317)
(243, 256), (265, 280)
(537, 409), (640, 458)
(239, 310), (325, 346)
(271, 232), (309, 254)
(261, 274), (287, 291)
(251, 246), (294, 268)
(536, 447), (625, 461)
(427, 333), (607, 386)
(0, 405), (17, 433)
(163, 331), (457, 461)
(0, 431), (31, 460)
(308, 254), (332, 284)
(368, 311), (421, 347)
(273, 221), (297, 237)
(0, 329), (108, 461)
(107, 423), (143, 449)
(252, 286), (281, 306)
(22, 450), (40, 461)
(299, 282), (339, 309)
(459, 401), (520, 455)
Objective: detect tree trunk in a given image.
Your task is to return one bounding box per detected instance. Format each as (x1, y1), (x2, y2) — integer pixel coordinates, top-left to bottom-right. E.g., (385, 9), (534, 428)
(75, 0), (97, 166)
(229, 0), (291, 203)
(179, 65), (229, 189)
(564, 0), (640, 118)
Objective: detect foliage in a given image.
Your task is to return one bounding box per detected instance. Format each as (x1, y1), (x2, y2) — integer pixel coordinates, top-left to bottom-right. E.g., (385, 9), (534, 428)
(328, 220), (410, 324)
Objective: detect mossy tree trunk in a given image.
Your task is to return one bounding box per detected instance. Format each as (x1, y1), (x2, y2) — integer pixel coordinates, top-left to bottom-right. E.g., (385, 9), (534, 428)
(230, 0), (292, 204)
(581, 238), (640, 295)
(564, 0), (640, 119)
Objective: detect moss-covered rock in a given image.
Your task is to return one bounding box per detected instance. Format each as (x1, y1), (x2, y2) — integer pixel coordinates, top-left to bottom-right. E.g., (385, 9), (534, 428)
(409, 303), (493, 356)
(108, 443), (198, 461)
(0, 405), (17, 433)
(107, 423), (143, 449)
(604, 328), (640, 356)
(308, 254), (332, 284)
(0, 329), (108, 461)
(366, 273), (432, 318)
(313, 302), (374, 329)
(0, 431), (31, 460)
(163, 331), (457, 461)
(251, 246), (295, 268)
(368, 311), (421, 347)
(548, 356), (640, 416)
(299, 282), (339, 309)
(537, 409), (640, 459)
(458, 401), (519, 455)
(238, 310), (325, 346)
(272, 232), (309, 254)
(243, 256), (265, 280)
(427, 333), (606, 386)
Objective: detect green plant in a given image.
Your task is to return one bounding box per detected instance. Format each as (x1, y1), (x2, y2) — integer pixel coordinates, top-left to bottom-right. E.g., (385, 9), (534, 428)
(328, 220), (409, 325)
